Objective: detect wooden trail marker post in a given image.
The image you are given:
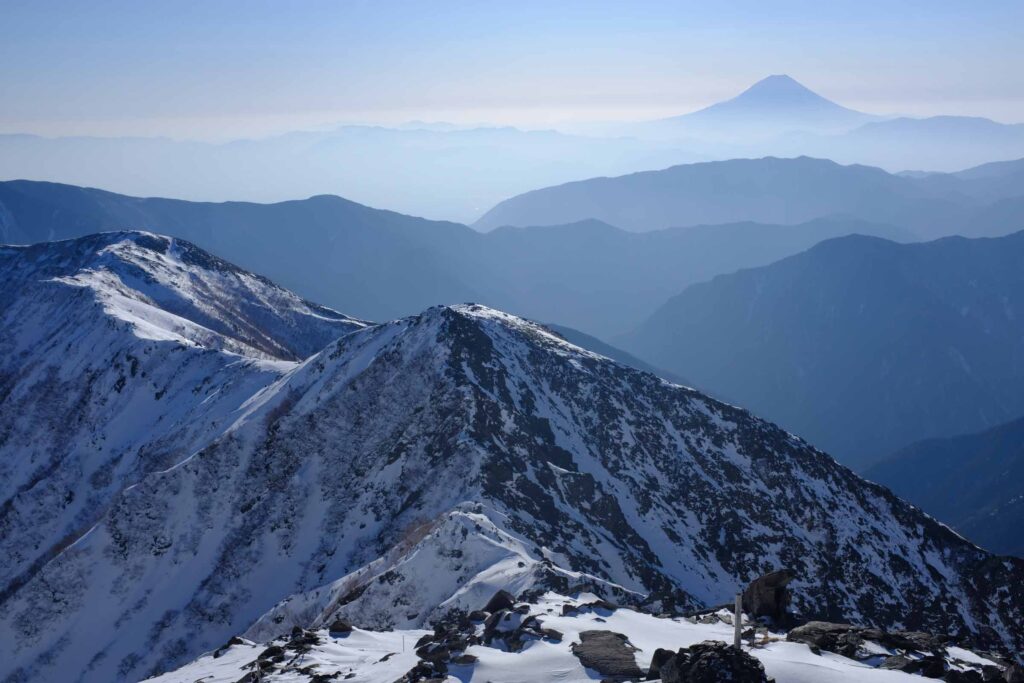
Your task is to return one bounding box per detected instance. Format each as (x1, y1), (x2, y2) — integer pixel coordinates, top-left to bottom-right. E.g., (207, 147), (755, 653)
(733, 593), (742, 648)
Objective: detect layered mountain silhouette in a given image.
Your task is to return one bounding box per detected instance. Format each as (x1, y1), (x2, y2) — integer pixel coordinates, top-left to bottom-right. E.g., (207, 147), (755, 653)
(866, 416), (1024, 557)
(622, 231), (1024, 468)
(789, 116), (1024, 173)
(4, 234), (1024, 683)
(474, 156), (1024, 234)
(0, 126), (693, 223)
(0, 179), (913, 336)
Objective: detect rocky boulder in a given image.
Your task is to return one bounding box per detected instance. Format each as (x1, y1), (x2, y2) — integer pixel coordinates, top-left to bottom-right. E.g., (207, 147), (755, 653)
(483, 589), (517, 613)
(570, 630), (642, 681)
(786, 622), (868, 658)
(657, 641), (769, 683)
(786, 618), (968, 672)
(327, 618), (353, 634)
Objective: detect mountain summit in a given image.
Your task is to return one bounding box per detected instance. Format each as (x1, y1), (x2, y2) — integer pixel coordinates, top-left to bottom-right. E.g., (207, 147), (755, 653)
(716, 74), (852, 110)
(657, 75), (873, 138)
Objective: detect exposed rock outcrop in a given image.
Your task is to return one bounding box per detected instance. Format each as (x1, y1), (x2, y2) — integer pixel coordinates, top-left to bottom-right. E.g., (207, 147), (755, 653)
(570, 630), (642, 681)
(741, 570), (794, 625)
(657, 641), (770, 683)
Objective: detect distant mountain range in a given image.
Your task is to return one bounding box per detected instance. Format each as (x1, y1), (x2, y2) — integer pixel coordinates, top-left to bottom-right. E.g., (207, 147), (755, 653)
(3, 75), (1023, 223)
(785, 115), (1024, 174)
(0, 125), (695, 224)
(0, 178), (914, 337)
(475, 156), (1024, 235)
(621, 230), (1024, 468)
(4, 232), (1024, 682)
(866, 416), (1024, 557)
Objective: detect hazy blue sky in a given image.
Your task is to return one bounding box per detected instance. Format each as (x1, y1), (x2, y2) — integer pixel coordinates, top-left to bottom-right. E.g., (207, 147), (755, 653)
(2, 0), (1022, 139)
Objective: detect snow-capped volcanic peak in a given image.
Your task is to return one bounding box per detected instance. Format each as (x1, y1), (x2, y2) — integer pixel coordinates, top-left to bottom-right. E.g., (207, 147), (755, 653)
(667, 74), (872, 134)
(730, 74), (838, 107)
(2, 230), (366, 360)
(5, 300), (1024, 683)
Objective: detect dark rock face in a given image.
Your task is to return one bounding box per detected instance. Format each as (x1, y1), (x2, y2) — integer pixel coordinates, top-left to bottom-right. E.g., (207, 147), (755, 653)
(646, 648), (675, 680)
(917, 654), (948, 678)
(570, 630), (642, 681)
(885, 631), (944, 652)
(658, 641), (769, 683)
(1006, 664), (1024, 683)
(742, 570), (794, 625)
(787, 622), (867, 658)
(483, 589), (516, 613)
(981, 665), (1004, 682)
(946, 669), (984, 682)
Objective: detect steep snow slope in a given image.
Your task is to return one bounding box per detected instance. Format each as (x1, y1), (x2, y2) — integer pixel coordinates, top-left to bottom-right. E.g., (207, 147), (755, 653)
(148, 593), (1010, 683)
(0, 232), (363, 612)
(4, 304), (1023, 683)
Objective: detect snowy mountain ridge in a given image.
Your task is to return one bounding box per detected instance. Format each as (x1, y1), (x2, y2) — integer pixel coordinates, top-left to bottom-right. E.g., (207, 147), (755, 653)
(0, 231), (363, 621)
(1, 231), (366, 360)
(3, 234), (1024, 683)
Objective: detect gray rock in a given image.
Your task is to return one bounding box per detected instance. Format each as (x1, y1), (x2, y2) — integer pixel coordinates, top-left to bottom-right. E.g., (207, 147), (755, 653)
(883, 630), (943, 652)
(570, 630), (642, 681)
(787, 621), (863, 658)
(880, 655), (915, 672)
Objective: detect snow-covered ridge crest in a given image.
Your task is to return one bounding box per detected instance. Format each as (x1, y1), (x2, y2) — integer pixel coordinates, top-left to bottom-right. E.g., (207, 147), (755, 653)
(149, 591), (1013, 683)
(243, 503), (641, 642)
(0, 231), (369, 659)
(5, 293), (1024, 683)
(2, 230), (367, 361)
